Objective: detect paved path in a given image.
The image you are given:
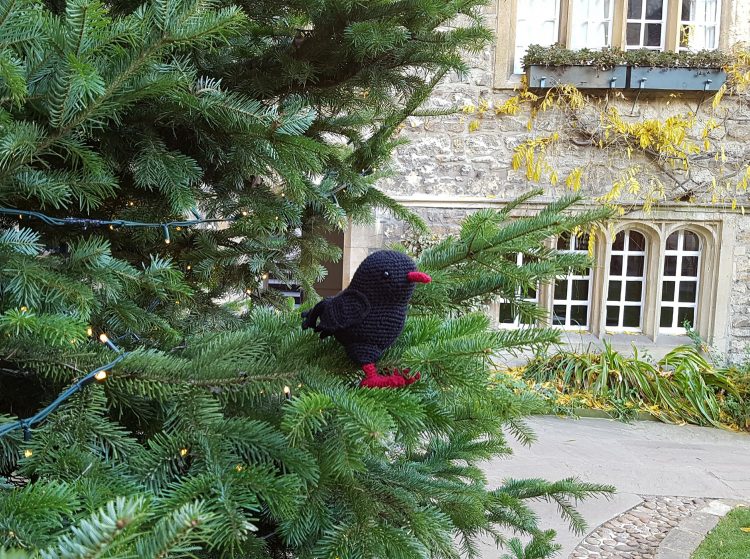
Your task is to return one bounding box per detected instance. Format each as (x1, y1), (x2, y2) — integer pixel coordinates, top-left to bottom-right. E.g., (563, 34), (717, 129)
(479, 416), (750, 558)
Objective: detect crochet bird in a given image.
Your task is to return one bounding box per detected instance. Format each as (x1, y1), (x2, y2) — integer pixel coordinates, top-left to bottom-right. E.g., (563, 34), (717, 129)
(302, 250), (431, 388)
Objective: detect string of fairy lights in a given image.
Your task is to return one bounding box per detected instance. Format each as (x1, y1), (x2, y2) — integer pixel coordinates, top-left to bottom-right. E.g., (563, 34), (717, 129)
(0, 334), (127, 449)
(0, 207), (249, 244)
(0, 206), (292, 449)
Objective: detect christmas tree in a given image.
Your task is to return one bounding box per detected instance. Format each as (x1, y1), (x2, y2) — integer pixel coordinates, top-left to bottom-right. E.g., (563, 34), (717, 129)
(0, 0), (614, 556)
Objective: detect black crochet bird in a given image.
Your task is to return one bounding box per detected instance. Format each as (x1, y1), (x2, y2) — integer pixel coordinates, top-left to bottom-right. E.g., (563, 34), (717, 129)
(302, 250), (431, 388)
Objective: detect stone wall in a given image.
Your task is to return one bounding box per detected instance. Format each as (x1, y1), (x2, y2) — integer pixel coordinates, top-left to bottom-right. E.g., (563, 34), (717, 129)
(354, 0), (750, 359)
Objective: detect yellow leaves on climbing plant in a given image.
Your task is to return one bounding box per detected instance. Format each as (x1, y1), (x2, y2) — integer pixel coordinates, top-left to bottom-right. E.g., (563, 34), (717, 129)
(712, 83), (726, 109)
(565, 168), (583, 192)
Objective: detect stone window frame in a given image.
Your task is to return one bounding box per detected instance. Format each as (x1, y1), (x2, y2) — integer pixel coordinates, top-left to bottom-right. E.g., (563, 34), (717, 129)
(525, 219), (721, 341)
(493, 0), (733, 88)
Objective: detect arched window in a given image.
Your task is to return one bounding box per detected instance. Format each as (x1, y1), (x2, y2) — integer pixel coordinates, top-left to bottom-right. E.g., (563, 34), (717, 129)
(553, 233), (592, 330)
(606, 230), (647, 331)
(660, 229), (701, 333)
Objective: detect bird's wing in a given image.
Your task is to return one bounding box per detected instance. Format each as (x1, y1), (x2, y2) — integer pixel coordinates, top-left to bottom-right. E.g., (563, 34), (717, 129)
(316, 289), (370, 333)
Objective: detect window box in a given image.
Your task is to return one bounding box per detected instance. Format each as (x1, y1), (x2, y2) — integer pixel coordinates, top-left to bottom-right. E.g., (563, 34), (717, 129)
(523, 45), (729, 91)
(628, 67), (727, 91)
(526, 64), (627, 89)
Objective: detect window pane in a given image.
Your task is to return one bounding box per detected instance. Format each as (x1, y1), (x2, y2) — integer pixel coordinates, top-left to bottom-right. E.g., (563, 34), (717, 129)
(570, 305), (588, 326)
(623, 306), (641, 328)
(553, 305), (567, 325)
(664, 255), (677, 276)
(611, 254), (623, 275)
(683, 231), (700, 251)
(682, 0), (692, 19)
(677, 307), (695, 328)
(629, 231), (646, 251)
(514, 0), (560, 73)
(628, 0), (643, 18)
(660, 307), (674, 327)
(662, 280), (676, 301)
(666, 232), (679, 250)
(571, 279), (589, 301)
(608, 280), (622, 300)
(681, 256), (699, 276)
(606, 305), (620, 327)
(646, 0), (664, 19)
(554, 281), (568, 300)
(625, 281), (643, 302)
(574, 234), (590, 251)
(645, 23), (662, 46)
(570, 0), (614, 49)
(627, 255), (645, 277)
(499, 303), (515, 324)
(612, 231), (625, 251)
(679, 281), (698, 302)
(627, 22), (641, 45)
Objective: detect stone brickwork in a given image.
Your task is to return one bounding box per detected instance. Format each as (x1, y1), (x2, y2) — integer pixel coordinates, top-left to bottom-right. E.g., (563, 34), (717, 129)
(352, 0), (750, 358)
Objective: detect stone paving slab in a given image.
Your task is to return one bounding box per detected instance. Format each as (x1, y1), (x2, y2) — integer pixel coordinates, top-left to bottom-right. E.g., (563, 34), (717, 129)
(478, 416), (750, 559)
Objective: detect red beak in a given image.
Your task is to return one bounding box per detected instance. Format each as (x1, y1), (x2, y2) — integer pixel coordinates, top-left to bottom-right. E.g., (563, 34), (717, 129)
(407, 271), (432, 284)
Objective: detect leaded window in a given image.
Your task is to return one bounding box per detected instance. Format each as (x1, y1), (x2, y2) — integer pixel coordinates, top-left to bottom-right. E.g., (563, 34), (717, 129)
(553, 233), (592, 330)
(606, 230), (647, 331)
(660, 230), (700, 333)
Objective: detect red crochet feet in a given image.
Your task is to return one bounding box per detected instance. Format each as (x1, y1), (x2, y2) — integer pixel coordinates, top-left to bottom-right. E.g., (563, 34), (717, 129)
(359, 363), (421, 388)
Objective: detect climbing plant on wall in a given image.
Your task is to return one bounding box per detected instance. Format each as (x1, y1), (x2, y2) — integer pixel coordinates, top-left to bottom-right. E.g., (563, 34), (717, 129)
(464, 45), (750, 214)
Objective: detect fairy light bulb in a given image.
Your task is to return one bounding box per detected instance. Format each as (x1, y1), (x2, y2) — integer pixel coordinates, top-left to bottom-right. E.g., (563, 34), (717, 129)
(180, 448), (188, 457)
(94, 370), (108, 381)
(109, 224), (114, 230)
(241, 210), (248, 217)
(20, 306), (27, 312)
(186, 265), (192, 271)
(87, 326), (93, 337)
(99, 333), (109, 344)
(235, 464), (244, 472)
(23, 449), (33, 458)
(283, 386), (291, 399)
(163, 225), (170, 244)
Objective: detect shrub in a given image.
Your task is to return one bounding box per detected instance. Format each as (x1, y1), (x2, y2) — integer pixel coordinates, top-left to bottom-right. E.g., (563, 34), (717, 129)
(524, 342), (739, 428)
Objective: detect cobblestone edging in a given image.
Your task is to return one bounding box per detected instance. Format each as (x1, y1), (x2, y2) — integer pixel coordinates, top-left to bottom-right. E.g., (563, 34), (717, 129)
(655, 499), (748, 559)
(570, 496), (708, 559)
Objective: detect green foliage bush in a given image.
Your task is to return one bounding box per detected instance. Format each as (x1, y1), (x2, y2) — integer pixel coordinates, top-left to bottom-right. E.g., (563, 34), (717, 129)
(524, 343), (740, 428)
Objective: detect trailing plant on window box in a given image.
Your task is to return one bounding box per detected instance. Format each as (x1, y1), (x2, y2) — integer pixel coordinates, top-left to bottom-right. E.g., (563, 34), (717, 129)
(523, 45), (729, 91)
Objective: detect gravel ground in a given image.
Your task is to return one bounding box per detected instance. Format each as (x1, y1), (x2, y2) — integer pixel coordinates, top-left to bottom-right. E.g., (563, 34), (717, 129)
(569, 496), (708, 559)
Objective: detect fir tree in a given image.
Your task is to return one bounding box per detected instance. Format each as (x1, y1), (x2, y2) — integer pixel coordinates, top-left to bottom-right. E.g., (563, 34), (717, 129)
(0, 0), (614, 556)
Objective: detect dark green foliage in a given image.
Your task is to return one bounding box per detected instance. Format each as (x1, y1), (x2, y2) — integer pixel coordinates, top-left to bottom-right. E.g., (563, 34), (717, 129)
(0, 0), (616, 555)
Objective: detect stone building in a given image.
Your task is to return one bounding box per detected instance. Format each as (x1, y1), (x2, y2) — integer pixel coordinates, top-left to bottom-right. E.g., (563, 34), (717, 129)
(332, 0), (750, 359)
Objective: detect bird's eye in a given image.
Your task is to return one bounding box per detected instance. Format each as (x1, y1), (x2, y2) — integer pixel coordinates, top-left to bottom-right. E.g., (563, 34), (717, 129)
(383, 271), (390, 279)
